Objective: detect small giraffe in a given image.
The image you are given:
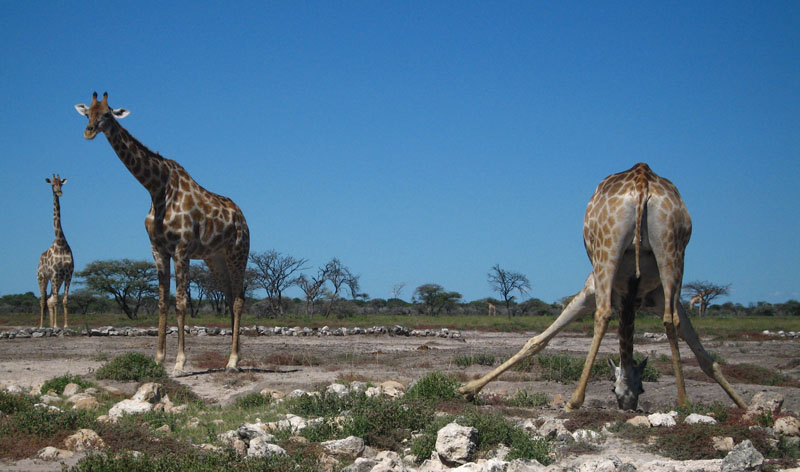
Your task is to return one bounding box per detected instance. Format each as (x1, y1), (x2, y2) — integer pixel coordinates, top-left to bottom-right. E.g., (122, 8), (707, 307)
(460, 163), (746, 410)
(75, 92), (250, 373)
(688, 294), (703, 316)
(487, 302), (497, 317)
(37, 175), (74, 329)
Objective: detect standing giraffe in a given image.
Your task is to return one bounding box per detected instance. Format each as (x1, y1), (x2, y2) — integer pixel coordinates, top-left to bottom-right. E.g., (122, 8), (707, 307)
(460, 163), (746, 410)
(37, 175), (74, 329)
(487, 302), (497, 317)
(75, 92), (250, 373)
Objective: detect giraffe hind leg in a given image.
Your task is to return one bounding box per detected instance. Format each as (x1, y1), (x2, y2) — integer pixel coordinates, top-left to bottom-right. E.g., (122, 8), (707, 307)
(676, 302), (747, 408)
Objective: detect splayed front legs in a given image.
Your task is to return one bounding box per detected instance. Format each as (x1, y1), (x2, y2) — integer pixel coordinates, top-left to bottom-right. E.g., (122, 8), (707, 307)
(460, 275), (597, 400)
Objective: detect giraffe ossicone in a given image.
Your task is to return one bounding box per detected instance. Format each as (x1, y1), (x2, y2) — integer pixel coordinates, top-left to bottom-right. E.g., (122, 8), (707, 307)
(37, 174), (74, 329)
(459, 163), (747, 410)
(75, 92), (250, 373)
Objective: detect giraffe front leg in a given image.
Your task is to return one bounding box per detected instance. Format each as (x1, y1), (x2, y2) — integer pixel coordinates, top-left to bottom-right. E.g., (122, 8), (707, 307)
(173, 255), (189, 374)
(38, 279), (47, 329)
(62, 279), (71, 329)
(460, 276), (596, 400)
(153, 252), (171, 366)
(226, 296), (244, 372)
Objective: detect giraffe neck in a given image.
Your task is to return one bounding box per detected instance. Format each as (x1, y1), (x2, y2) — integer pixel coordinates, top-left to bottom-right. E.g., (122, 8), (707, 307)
(102, 118), (171, 197)
(52, 192), (67, 245)
(618, 276), (640, 368)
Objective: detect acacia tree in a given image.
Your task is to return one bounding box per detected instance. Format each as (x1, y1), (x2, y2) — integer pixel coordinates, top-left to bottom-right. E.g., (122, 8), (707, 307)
(77, 259), (158, 320)
(321, 258), (360, 318)
(249, 250), (308, 318)
(296, 273), (326, 319)
(683, 280), (731, 317)
(414, 284), (462, 316)
(488, 264), (531, 318)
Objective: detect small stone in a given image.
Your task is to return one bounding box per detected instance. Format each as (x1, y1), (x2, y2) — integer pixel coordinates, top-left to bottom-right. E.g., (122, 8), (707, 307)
(156, 424), (171, 433)
(550, 394), (566, 408)
(37, 446), (74, 461)
(721, 439), (764, 472)
(64, 428), (105, 451)
(713, 436), (735, 453)
(744, 391), (784, 422)
(72, 396), (100, 411)
(62, 383), (82, 397)
(647, 411), (678, 427)
(626, 416), (651, 427)
(684, 413), (717, 425)
(774, 416), (800, 437)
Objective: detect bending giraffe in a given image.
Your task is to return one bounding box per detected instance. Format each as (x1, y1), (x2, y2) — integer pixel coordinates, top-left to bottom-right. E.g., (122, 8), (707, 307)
(37, 175), (74, 329)
(460, 163), (746, 410)
(75, 92), (250, 373)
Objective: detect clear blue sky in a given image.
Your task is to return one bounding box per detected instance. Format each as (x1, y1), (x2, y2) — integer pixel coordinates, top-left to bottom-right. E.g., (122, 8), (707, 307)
(1, 2), (798, 305)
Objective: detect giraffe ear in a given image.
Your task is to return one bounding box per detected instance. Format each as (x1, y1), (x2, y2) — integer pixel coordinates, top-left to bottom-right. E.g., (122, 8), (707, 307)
(61, 178), (68, 185)
(112, 108), (130, 119)
(45, 178), (52, 184)
(75, 104), (89, 116)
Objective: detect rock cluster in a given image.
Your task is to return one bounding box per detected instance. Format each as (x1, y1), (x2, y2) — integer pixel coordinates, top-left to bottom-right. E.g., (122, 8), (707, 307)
(0, 324), (463, 340)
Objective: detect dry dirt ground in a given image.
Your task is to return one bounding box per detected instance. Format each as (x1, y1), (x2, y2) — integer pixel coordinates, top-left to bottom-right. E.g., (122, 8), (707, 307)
(0, 328), (798, 471)
(1, 329), (798, 411)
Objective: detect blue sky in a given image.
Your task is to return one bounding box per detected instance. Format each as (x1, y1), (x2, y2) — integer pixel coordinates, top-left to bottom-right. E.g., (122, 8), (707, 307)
(1, 2), (797, 305)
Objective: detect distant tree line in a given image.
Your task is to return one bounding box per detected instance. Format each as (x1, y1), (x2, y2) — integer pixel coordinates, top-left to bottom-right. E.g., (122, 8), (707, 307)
(2, 256), (799, 319)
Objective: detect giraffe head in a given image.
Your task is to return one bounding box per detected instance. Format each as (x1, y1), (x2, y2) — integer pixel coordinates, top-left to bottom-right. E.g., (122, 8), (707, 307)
(607, 357), (648, 410)
(74, 92), (130, 139)
(45, 174), (67, 197)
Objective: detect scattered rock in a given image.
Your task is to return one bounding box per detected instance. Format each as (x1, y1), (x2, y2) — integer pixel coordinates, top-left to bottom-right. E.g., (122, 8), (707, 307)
(132, 382), (166, 404)
(550, 394), (566, 408)
(37, 446), (74, 461)
(573, 429), (603, 444)
(774, 416), (800, 437)
(259, 388), (284, 401)
(713, 436), (735, 453)
(108, 399), (153, 418)
(62, 383), (82, 397)
(64, 428), (105, 451)
(343, 457), (378, 472)
(321, 435), (365, 457)
(647, 411), (678, 427)
(72, 396), (100, 411)
(380, 380), (405, 398)
(247, 436), (286, 457)
(538, 418), (570, 439)
(684, 413), (717, 425)
(506, 458), (546, 471)
(721, 439), (764, 472)
(38, 394), (61, 405)
(744, 391), (784, 422)
(626, 416), (651, 427)
(156, 424), (171, 433)
(436, 423), (478, 466)
(326, 383), (350, 398)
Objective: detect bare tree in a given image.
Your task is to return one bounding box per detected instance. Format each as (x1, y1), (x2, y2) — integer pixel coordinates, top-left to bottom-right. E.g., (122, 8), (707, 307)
(297, 272), (325, 319)
(391, 282), (406, 300)
(321, 258), (360, 318)
(683, 280), (731, 317)
(249, 250), (308, 318)
(488, 264), (531, 318)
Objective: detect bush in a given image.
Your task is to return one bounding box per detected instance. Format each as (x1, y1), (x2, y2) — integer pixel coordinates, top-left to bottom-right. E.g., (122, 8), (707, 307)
(234, 392), (272, 410)
(0, 391), (36, 415)
(405, 372), (461, 402)
(95, 352), (167, 381)
(69, 449), (322, 472)
(40, 373), (95, 395)
(454, 353), (496, 368)
(507, 390), (549, 408)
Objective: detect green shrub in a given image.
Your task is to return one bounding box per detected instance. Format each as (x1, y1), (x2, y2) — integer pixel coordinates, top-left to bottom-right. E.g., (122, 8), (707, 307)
(507, 390), (549, 408)
(0, 391), (36, 415)
(537, 354), (587, 383)
(676, 401), (729, 423)
(95, 352), (166, 381)
(40, 373), (95, 395)
(69, 449), (322, 472)
(405, 371), (460, 402)
(454, 353), (496, 368)
(234, 392), (271, 410)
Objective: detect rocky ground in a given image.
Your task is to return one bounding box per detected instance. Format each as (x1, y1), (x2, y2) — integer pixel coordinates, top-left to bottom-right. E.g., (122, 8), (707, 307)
(0, 326), (798, 471)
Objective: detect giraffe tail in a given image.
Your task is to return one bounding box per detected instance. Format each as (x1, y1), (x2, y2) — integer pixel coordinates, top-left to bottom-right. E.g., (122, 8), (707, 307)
(634, 170), (650, 279)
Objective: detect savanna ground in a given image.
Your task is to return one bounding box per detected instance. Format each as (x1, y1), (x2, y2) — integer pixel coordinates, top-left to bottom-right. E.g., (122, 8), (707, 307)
(1, 313), (799, 470)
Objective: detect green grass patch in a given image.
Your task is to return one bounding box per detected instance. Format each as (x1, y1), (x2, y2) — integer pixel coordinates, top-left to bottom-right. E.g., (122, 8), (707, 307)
(453, 353), (496, 368)
(506, 390), (549, 408)
(95, 352), (167, 381)
(40, 373), (96, 395)
(405, 371), (461, 402)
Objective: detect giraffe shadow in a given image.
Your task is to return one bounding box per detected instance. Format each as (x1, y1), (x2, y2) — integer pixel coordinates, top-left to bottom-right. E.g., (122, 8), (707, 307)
(172, 367), (301, 378)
